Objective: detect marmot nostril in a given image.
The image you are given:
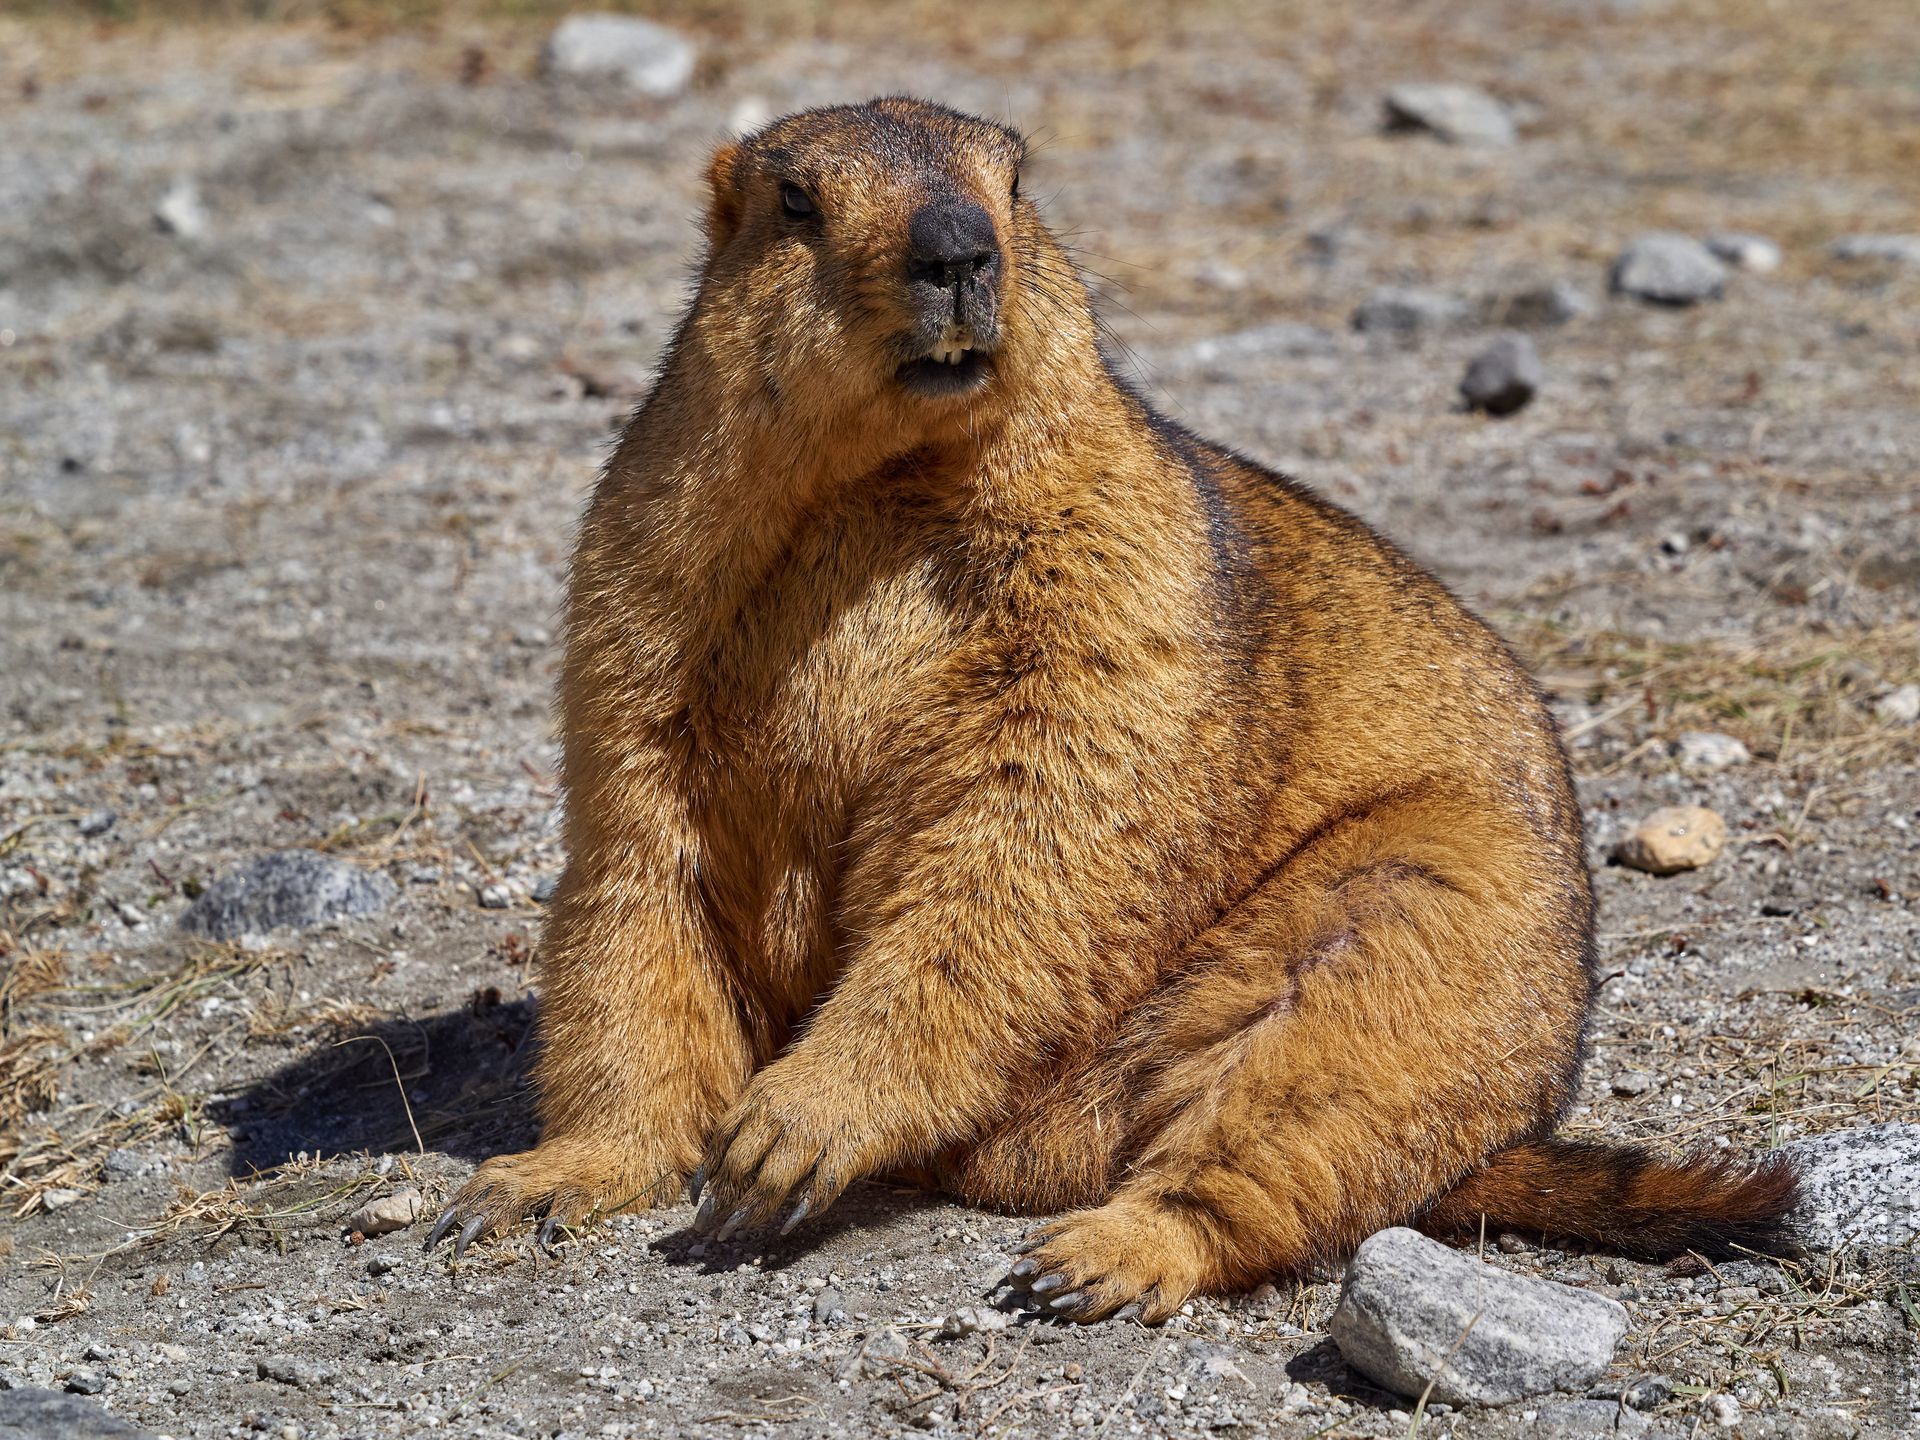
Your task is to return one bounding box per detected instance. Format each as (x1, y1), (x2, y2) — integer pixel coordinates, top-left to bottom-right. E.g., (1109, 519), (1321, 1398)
(907, 197), (998, 283)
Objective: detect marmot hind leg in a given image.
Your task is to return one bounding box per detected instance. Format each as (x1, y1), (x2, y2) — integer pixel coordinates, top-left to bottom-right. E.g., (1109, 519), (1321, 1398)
(1004, 795), (1590, 1322)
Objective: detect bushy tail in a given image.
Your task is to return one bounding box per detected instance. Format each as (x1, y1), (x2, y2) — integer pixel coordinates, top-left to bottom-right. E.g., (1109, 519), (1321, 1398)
(1420, 1138), (1801, 1259)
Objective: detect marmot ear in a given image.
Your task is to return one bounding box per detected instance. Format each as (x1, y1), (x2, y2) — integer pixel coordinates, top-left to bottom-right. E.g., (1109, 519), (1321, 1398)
(705, 141), (743, 248)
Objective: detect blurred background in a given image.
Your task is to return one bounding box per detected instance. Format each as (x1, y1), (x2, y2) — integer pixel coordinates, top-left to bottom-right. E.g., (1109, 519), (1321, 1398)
(1, 1), (1916, 1435)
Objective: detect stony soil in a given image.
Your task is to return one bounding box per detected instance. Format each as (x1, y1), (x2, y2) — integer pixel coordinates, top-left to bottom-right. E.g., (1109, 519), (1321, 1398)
(1, 2), (1916, 1437)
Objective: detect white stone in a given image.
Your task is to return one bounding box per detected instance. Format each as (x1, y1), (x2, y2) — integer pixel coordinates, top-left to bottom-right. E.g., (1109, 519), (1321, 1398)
(1704, 233), (1781, 273)
(1674, 731), (1751, 771)
(1874, 684), (1920, 726)
(1383, 85), (1517, 147)
(542, 14), (697, 99)
(155, 178), (209, 239)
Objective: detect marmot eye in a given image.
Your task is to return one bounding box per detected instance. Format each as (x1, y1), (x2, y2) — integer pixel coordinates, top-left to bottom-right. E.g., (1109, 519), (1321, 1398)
(1011, 171), (1021, 200)
(780, 183), (816, 219)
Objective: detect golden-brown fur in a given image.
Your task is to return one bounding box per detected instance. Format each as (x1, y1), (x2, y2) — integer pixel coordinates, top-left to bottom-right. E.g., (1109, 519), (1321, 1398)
(437, 97), (1796, 1315)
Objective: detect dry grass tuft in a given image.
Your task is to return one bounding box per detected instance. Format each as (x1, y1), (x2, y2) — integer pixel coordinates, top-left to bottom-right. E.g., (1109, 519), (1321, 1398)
(0, 1024), (65, 1129)
(1512, 618), (1920, 776)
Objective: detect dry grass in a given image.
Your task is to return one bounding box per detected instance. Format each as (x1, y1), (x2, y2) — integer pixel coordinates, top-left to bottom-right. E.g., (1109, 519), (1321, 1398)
(0, 938), (293, 1214)
(1510, 617), (1920, 777)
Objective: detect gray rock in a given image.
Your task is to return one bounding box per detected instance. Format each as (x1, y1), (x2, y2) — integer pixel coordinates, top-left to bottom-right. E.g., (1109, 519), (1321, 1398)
(0, 1388), (154, 1437)
(179, 850), (395, 940)
(1780, 1123), (1920, 1251)
(1383, 84), (1517, 146)
(532, 873), (560, 903)
(75, 809), (116, 838)
(60, 1373), (104, 1397)
(477, 882), (514, 909)
(1352, 287), (1471, 336)
(1328, 1227), (1629, 1407)
(256, 1354), (336, 1389)
(153, 179), (208, 240)
(936, 1305), (1008, 1339)
(1674, 731), (1751, 771)
(1704, 233), (1781, 274)
(1610, 1069), (1657, 1097)
(1532, 1399), (1648, 1436)
(1609, 234), (1729, 306)
(1461, 334), (1542, 416)
(1830, 234), (1920, 265)
(1874, 684), (1920, 726)
(1485, 280), (1592, 328)
(812, 1288), (845, 1324)
(99, 1149), (146, 1182)
(541, 14), (697, 98)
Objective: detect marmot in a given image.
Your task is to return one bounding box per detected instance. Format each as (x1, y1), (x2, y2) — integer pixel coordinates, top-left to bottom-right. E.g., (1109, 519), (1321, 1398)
(430, 97), (1797, 1320)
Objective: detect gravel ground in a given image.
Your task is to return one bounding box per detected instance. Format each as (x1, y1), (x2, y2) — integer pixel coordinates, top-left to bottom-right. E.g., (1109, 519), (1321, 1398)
(1, 2), (1916, 1437)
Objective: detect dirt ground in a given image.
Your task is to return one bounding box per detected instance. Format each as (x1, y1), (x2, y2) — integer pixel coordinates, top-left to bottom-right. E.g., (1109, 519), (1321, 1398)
(1, 1), (1917, 1436)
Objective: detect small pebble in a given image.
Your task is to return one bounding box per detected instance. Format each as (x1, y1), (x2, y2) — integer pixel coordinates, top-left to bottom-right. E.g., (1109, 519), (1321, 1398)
(344, 1187), (422, 1238)
(1704, 233), (1781, 273)
(1460, 333), (1542, 416)
(1874, 684), (1920, 726)
(1674, 731), (1750, 772)
(478, 883), (514, 909)
(1614, 806), (1726, 875)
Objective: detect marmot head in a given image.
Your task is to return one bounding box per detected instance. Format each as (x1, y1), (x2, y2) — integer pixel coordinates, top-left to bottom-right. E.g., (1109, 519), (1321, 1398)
(696, 97), (1093, 444)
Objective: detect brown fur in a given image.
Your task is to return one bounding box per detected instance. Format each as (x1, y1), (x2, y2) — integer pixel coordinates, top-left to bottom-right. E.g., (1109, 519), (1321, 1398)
(441, 97), (1799, 1316)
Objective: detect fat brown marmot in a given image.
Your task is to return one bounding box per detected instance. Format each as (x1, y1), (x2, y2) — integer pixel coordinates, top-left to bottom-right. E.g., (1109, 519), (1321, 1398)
(429, 97), (1796, 1321)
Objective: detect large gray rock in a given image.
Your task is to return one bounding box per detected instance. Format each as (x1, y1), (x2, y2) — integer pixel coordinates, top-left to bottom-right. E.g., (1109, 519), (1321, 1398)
(0, 1389), (155, 1438)
(1384, 84), (1517, 146)
(1352, 287), (1471, 336)
(1609, 233), (1728, 306)
(1460, 334), (1542, 416)
(541, 14), (697, 98)
(179, 850), (394, 940)
(1329, 1228), (1629, 1407)
(1781, 1124), (1920, 1251)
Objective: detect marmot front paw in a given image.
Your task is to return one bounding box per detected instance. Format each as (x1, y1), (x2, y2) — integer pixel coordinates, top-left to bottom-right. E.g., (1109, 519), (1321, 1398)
(689, 1067), (886, 1242)
(425, 1138), (686, 1261)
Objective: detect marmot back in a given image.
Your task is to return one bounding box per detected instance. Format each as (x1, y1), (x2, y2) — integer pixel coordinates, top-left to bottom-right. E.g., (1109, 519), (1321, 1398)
(431, 97), (1798, 1315)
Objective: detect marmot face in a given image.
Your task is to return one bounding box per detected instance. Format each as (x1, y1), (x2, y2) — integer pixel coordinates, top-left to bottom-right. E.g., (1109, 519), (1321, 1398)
(699, 97), (1075, 443)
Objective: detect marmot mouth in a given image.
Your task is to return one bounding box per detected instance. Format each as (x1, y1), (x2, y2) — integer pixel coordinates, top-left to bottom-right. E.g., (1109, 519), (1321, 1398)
(896, 348), (991, 396)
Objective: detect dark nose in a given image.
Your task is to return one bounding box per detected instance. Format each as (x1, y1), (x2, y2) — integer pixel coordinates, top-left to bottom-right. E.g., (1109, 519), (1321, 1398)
(907, 198), (998, 286)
